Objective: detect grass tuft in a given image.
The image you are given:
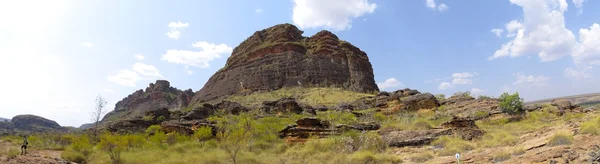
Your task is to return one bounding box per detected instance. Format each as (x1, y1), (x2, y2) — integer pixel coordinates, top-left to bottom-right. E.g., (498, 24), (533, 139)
(547, 131), (574, 147)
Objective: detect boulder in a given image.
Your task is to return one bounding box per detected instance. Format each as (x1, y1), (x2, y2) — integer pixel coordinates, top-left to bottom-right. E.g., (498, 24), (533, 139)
(381, 129), (453, 147)
(336, 122), (381, 131)
(214, 100), (249, 114)
(334, 103), (355, 112)
(160, 120), (217, 135)
(182, 104), (215, 120)
(279, 118), (381, 142)
(314, 105), (329, 111)
(401, 93), (439, 111)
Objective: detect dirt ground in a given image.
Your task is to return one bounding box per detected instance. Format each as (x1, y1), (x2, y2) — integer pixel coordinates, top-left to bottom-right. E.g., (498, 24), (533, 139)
(0, 140), (70, 164)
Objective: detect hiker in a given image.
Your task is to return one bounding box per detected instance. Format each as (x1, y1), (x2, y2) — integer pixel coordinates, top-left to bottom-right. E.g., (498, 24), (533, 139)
(21, 136), (28, 155)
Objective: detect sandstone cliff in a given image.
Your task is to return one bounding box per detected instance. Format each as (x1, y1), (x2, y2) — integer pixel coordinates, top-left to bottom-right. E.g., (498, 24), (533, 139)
(102, 80), (194, 122)
(192, 23), (378, 103)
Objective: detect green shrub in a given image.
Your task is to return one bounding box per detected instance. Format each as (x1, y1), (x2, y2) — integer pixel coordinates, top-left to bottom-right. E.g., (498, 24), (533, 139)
(71, 135), (93, 157)
(435, 94), (446, 101)
(194, 126), (213, 144)
(157, 116), (166, 122)
(146, 125), (162, 135)
(498, 92), (524, 115)
(62, 149), (87, 163)
(453, 91), (472, 98)
(7, 147), (19, 158)
(479, 130), (517, 147)
(411, 119), (433, 130)
(473, 110), (490, 119)
(348, 151), (402, 164)
(98, 133), (127, 164)
(547, 132), (573, 147)
(142, 114), (154, 121)
(373, 112), (387, 122)
(478, 95), (493, 100)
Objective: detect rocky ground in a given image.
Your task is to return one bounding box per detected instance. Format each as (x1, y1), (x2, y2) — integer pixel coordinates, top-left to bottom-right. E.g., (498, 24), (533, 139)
(0, 140), (69, 164)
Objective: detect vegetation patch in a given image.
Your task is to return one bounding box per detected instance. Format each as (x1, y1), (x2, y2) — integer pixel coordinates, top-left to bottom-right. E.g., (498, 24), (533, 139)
(431, 136), (475, 156)
(410, 152), (434, 163)
(226, 87), (374, 108)
(547, 131), (574, 147)
(580, 117), (600, 135)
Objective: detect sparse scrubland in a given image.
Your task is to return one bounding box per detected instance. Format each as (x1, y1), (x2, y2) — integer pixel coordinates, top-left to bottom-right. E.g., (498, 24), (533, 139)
(2, 91), (600, 164)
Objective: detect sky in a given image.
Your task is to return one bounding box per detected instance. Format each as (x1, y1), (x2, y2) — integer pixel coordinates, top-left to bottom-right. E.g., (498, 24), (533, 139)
(1, 0), (599, 127)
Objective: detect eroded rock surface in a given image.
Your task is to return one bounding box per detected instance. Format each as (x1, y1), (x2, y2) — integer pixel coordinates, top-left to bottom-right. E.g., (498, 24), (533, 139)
(191, 23), (379, 103)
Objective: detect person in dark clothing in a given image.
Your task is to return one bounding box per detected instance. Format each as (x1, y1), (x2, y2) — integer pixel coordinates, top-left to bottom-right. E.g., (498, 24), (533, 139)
(21, 136), (28, 155)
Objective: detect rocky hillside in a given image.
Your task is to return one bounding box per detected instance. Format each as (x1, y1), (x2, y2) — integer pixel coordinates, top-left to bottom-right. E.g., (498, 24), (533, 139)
(0, 115), (66, 135)
(0, 117), (8, 122)
(101, 80), (194, 123)
(191, 23), (378, 103)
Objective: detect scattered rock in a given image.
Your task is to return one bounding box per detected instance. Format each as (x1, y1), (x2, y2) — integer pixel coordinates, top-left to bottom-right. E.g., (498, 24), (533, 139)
(160, 120), (217, 135)
(336, 122), (380, 131)
(279, 118), (381, 142)
(334, 103), (355, 112)
(182, 104), (215, 120)
(214, 100), (249, 114)
(401, 93), (439, 111)
(381, 129), (452, 147)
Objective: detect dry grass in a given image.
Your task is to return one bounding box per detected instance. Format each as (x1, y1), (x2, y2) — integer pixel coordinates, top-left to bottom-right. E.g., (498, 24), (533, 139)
(580, 117), (600, 135)
(409, 152), (434, 163)
(226, 87), (374, 107)
(547, 131), (574, 147)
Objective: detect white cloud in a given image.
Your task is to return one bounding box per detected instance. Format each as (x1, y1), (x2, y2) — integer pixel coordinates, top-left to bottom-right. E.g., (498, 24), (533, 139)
(166, 31), (181, 39)
(168, 21), (189, 28)
(184, 66), (194, 75)
(564, 67), (591, 79)
(107, 70), (140, 87)
(572, 0), (586, 14)
(425, 0), (449, 12)
(470, 88), (485, 96)
(491, 28), (504, 38)
(513, 72), (550, 87)
(438, 72), (476, 90)
(438, 82), (452, 90)
(134, 54), (145, 60)
(103, 89), (115, 93)
(572, 24), (600, 69)
(166, 21), (188, 39)
(162, 41), (233, 68)
(292, 0), (376, 31)
(437, 3), (449, 12)
(489, 0), (576, 62)
(107, 63), (162, 87)
(377, 78), (404, 90)
(132, 63), (162, 77)
(255, 8), (263, 13)
(82, 42), (93, 47)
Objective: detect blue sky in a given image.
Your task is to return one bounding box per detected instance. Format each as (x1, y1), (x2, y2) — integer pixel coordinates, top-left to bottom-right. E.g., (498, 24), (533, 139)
(1, 0), (599, 126)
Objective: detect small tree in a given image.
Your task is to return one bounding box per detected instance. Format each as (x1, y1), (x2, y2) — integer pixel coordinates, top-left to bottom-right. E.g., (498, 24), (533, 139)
(499, 92), (524, 115)
(434, 94), (446, 101)
(98, 134), (126, 164)
(91, 95), (108, 143)
(194, 126), (213, 146)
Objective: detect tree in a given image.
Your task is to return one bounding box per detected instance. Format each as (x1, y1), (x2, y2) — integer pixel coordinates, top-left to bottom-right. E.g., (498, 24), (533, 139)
(98, 133), (126, 164)
(91, 95), (108, 143)
(498, 92), (524, 115)
(434, 94), (446, 101)
(193, 126), (213, 146)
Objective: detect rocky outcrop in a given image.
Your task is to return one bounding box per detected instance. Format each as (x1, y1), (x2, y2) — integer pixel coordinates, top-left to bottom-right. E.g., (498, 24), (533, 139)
(400, 93), (439, 111)
(102, 80), (194, 122)
(382, 118), (483, 147)
(182, 104), (215, 120)
(261, 98), (303, 114)
(279, 118), (381, 142)
(79, 123), (93, 129)
(10, 115), (65, 133)
(106, 108), (171, 133)
(192, 23), (379, 103)
(160, 120), (217, 135)
(214, 100), (249, 114)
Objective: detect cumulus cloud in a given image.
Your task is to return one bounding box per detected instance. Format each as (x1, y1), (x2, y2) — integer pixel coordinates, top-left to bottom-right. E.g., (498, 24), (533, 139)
(438, 72), (476, 90)
(162, 41), (233, 68)
(571, 24), (600, 69)
(489, 0), (576, 62)
(134, 54), (145, 60)
(132, 63), (162, 77)
(425, 0), (449, 12)
(107, 63), (162, 87)
(166, 21), (189, 39)
(292, 0), (376, 31)
(572, 0), (586, 13)
(438, 82), (452, 90)
(564, 67), (591, 79)
(107, 70), (140, 87)
(513, 72), (550, 87)
(377, 78), (404, 90)
(255, 8), (263, 13)
(491, 28), (504, 38)
(82, 42), (93, 47)
(470, 88), (486, 96)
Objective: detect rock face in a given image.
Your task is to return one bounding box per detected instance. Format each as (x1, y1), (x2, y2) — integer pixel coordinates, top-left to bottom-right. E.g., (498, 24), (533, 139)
(160, 120), (217, 135)
(261, 98), (304, 114)
(192, 23), (379, 103)
(10, 115), (65, 133)
(381, 118), (483, 147)
(106, 108), (171, 133)
(102, 80), (194, 122)
(279, 117), (381, 143)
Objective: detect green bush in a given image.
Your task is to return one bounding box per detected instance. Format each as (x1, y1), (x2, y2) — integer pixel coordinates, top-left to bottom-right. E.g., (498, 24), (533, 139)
(98, 133), (127, 164)
(499, 92), (524, 115)
(473, 110), (490, 119)
(71, 135), (93, 157)
(435, 94), (446, 101)
(410, 152), (433, 163)
(194, 126), (213, 144)
(62, 149), (87, 163)
(157, 116), (166, 122)
(142, 114), (154, 121)
(432, 136), (474, 156)
(146, 125), (162, 135)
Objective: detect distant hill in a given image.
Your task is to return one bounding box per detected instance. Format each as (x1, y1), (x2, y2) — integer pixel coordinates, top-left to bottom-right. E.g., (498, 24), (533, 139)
(0, 117), (9, 122)
(0, 114), (67, 135)
(79, 123), (93, 129)
(525, 92), (600, 107)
